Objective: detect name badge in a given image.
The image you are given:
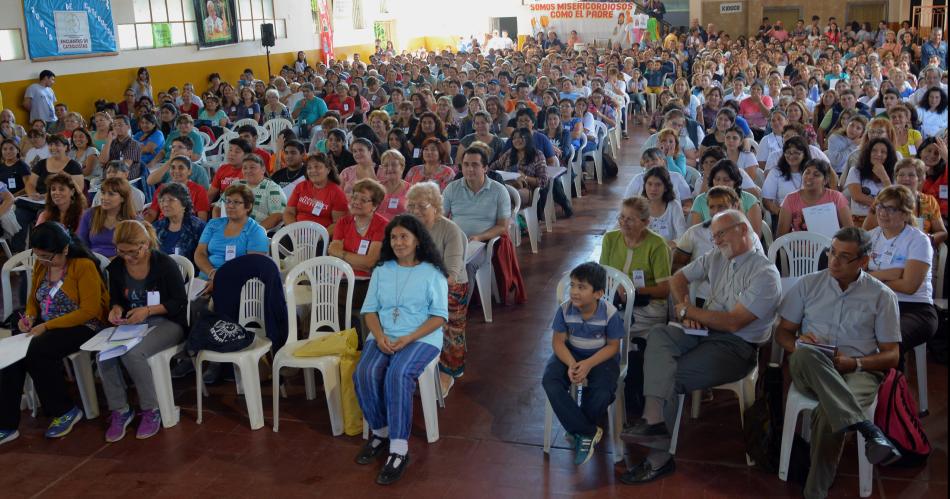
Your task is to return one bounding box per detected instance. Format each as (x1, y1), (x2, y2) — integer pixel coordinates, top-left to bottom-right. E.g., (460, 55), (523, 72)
(412, 148), (421, 159)
(225, 244), (237, 261)
(6, 178), (15, 189)
(940, 185), (948, 200)
(388, 197), (399, 209)
(357, 239), (370, 255)
(312, 200), (325, 215)
(917, 217), (926, 230)
(907, 145), (916, 156)
(147, 291), (161, 307)
(247, 109), (254, 116)
(174, 246), (181, 256)
(632, 269), (647, 288)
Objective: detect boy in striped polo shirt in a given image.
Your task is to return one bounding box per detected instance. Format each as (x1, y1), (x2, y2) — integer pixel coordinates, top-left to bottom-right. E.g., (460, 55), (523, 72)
(542, 262), (625, 465)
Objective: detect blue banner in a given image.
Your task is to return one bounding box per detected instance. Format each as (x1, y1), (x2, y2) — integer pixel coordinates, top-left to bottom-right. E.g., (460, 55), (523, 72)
(23, 0), (117, 59)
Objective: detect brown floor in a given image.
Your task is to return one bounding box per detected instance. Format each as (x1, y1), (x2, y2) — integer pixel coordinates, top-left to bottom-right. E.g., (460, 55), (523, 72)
(1, 127), (946, 498)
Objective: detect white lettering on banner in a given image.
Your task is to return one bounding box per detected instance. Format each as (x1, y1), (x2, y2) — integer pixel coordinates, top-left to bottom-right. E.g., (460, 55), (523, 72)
(53, 10), (92, 54)
(524, 1), (639, 46)
(720, 2), (743, 14)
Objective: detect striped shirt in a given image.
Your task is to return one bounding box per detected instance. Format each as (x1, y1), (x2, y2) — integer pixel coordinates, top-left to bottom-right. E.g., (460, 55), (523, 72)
(552, 299), (625, 357)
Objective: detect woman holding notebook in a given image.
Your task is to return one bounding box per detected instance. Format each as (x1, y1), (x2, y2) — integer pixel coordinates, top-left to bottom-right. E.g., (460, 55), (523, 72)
(101, 220), (187, 442)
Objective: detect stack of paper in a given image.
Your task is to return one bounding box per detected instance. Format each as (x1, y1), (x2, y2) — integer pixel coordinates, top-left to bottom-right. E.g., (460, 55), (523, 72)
(668, 321), (709, 336)
(190, 277), (209, 300)
(0, 334), (33, 369)
(81, 325), (155, 361)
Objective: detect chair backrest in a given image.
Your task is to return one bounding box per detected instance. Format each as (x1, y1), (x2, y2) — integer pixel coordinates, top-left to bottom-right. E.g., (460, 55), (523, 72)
(270, 221), (330, 273)
(503, 184), (522, 215)
(206, 130), (237, 154)
(593, 120), (609, 142)
(571, 135), (587, 172)
(170, 254), (195, 326)
(935, 242), (947, 300)
(239, 277), (267, 339)
(760, 221), (774, 253)
(767, 232), (832, 278)
(92, 252), (111, 272)
(1, 250), (34, 318)
(283, 256), (355, 344)
(555, 267), (636, 370)
(263, 118), (293, 144)
(196, 131), (211, 150)
(232, 118), (259, 131)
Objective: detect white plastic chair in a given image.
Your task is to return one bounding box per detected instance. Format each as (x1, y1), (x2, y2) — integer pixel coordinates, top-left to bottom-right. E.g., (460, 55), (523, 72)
(362, 355), (443, 443)
(62, 253), (111, 420)
(543, 269), (635, 463)
(503, 184), (523, 246)
(145, 255), (193, 429)
(505, 184), (541, 254)
(544, 154), (572, 233)
(232, 119), (269, 146)
(779, 383), (879, 497)
(766, 233), (832, 278)
(196, 131), (211, 151)
(269, 222), (330, 274)
(570, 135), (587, 198)
(262, 118), (294, 150)
(272, 256), (353, 435)
(1, 250), (34, 320)
(583, 121), (609, 184)
(205, 130), (238, 157)
(195, 278), (273, 430)
(0, 239), (11, 259)
(473, 237), (499, 323)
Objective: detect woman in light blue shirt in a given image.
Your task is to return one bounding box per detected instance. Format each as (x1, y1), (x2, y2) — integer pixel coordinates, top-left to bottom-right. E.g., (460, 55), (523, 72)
(193, 183), (268, 280)
(354, 214), (448, 485)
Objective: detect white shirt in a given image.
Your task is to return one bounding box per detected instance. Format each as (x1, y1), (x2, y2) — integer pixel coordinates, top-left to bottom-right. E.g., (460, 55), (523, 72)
(626, 171), (694, 200)
(25, 145), (50, 166)
(649, 202), (686, 241)
(844, 167), (884, 216)
(918, 108), (948, 138)
(867, 225), (933, 303)
(762, 170), (802, 205)
(756, 133), (783, 164)
(25, 83), (56, 123)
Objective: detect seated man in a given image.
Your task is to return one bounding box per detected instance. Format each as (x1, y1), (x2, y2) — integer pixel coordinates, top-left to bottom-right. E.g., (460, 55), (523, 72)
(442, 146), (510, 243)
(775, 227), (901, 498)
(619, 209), (780, 484)
(211, 155), (285, 230)
(235, 124), (273, 167)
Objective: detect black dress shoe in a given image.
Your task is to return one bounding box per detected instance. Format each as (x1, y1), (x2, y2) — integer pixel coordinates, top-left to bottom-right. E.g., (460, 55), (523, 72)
(620, 420), (670, 443)
(861, 425), (902, 466)
(354, 436), (389, 465)
(376, 453), (410, 485)
(618, 458), (675, 485)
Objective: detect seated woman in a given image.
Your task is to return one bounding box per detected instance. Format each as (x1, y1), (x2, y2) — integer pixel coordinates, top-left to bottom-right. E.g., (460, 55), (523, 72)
(625, 147), (693, 203)
(152, 182), (206, 261)
(641, 166), (686, 243)
(339, 138), (379, 195)
(354, 214), (449, 485)
(133, 113), (164, 168)
(36, 172), (86, 232)
(456, 111), (506, 165)
(78, 177), (138, 258)
(866, 185), (937, 370)
(194, 183), (269, 280)
(405, 182), (469, 397)
(917, 136), (947, 218)
(763, 136), (812, 220)
(377, 150), (410, 221)
(69, 128), (101, 184)
(406, 138), (455, 190)
(599, 195), (671, 337)
(863, 158), (947, 247)
(845, 137), (897, 226)
(721, 125), (760, 183)
(489, 127), (548, 208)
(0, 222), (109, 444)
(777, 159), (853, 237)
(100, 221), (187, 441)
(325, 128), (356, 170)
(284, 152), (348, 234)
(825, 115), (867, 175)
(27, 134), (84, 196)
(689, 159), (763, 235)
(211, 155), (286, 231)
(144, 156), (210, 222)
(328, 178), (387, 338)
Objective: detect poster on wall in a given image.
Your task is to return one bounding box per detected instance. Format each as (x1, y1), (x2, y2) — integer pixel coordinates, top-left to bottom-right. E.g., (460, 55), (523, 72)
(525, 1), (641, 48)
(23, 0), (117, 60)
(315, 0), (334, 63)
(194, 0), (238, 48)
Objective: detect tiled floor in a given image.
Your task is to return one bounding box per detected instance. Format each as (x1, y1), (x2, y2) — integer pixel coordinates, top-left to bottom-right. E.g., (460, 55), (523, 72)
(0, 128), (946, 498)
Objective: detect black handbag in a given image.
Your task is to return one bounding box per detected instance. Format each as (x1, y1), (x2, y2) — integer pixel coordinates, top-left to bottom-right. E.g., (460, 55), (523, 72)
(186, 311), (254, 355)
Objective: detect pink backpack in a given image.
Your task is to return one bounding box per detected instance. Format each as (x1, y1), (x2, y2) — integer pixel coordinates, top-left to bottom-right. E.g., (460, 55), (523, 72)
(874, 369), (931, 467)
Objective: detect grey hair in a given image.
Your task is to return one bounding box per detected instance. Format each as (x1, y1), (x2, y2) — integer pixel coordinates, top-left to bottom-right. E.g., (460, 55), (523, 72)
(833, 227), (872, 257)
(712, 209), (755, 244)
(640, 147), (664, 164)
(406, 181), (444, 214)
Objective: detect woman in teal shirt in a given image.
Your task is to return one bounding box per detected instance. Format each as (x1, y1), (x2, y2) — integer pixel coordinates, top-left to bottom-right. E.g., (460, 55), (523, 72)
(688, 159), (763, 235)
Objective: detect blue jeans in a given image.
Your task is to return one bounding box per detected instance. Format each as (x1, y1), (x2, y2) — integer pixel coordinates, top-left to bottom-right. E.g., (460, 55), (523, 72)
(541, 352), (619, 436)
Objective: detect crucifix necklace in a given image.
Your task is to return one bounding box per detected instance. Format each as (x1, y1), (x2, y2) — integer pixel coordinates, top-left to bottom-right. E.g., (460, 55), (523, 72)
(392, 264), (417, 323)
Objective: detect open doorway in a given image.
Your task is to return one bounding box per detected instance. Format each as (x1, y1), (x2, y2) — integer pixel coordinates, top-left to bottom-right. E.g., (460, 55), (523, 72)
(490, 17), (518, 40)
(373, 20), (395, 51)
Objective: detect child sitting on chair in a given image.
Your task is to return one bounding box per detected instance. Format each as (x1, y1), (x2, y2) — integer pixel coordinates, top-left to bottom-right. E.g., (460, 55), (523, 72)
(541, 262), (624, 466)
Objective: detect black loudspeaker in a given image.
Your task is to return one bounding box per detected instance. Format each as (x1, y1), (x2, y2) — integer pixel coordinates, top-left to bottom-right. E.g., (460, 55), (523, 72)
(261, 23), (275, 47)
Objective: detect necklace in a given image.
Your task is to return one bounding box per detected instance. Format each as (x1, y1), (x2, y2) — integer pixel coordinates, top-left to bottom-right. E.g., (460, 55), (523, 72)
(354, 216), (370, 235)
(391, 263), (418, 323)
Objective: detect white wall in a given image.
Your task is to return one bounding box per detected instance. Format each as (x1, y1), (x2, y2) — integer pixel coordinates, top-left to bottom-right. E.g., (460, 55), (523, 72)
(0, 0), (318, 82)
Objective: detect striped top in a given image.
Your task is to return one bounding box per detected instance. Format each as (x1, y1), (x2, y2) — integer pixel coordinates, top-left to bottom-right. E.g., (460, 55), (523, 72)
(551, 299), (625, 357)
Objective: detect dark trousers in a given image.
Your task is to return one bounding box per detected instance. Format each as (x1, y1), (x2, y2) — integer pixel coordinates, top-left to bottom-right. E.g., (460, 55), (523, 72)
(542, 353), (619, 437)
(0, 325), (97, 429)
(898, 301), (938, 371)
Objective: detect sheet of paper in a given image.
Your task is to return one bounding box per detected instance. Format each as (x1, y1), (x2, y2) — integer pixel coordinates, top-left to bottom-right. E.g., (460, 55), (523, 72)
(80, 329), (114, 351)
(496, 170), (520, 181)
(97, 338), (144, 361)
(108, 324), (151, 342)
(15, 196), (45, 205)
(465, 240), (486, 263)
(802, 202), (840, 238)
(190, 277), (209, 301)
(0, 334), (33, 369)
(668, 321), (708, 336)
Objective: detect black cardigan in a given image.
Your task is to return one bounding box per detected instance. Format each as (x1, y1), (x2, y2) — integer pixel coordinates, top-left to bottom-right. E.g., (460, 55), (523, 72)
(106, 250), (188, 330)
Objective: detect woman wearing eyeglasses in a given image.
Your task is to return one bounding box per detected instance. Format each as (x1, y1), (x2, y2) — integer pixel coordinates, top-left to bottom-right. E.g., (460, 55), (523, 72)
(99, 221), (187, 442)
(193, 183), (269, 282)
(0, 222), (109, 445)
(865, 185), (937, 370)
(863, 158), (947, 247)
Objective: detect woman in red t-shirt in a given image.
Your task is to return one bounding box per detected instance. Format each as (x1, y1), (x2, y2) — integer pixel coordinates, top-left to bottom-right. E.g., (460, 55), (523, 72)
(328, 178), (388, 338)
(284, 153), (348, 235)
(325, 83), (356, 121)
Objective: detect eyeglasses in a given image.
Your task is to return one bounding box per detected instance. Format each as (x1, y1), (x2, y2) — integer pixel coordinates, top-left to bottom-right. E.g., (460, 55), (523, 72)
(711, 223), (742, 240)
(617, 215), (640, 226)
(117, 245), (145, 258)
(824, 249), (862, 264)
(349, 194), (373, 204)
(223, 199), (245, 206)
(34, 252), (57, 263)
(875, 204), (902, 216)
(406, 202), (430, 212)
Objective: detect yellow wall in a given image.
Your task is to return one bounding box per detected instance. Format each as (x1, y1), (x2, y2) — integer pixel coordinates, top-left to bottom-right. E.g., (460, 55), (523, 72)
(0, 49), (322, 126)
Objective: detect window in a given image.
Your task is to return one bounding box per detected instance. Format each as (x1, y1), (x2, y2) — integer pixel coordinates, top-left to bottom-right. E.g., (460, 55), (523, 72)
(118, 0), (198, 50)
(237, 0), (285, 42)
(0, 29), (25, 61)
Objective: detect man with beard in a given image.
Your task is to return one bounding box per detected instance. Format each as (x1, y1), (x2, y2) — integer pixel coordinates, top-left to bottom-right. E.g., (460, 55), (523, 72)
(619, 209), (781, 485)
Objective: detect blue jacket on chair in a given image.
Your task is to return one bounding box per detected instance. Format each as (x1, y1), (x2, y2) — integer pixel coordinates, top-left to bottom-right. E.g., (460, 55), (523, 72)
(212, 254), (288, 350)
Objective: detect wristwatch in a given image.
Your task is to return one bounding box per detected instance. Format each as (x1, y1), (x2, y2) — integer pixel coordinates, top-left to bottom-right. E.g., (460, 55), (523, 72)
(855, 357), (864, 373)
(678, 305), (688, 321)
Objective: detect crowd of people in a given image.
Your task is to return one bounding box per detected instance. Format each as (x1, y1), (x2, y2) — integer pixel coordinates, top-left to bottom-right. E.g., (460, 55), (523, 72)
(0, 10), (947, 493)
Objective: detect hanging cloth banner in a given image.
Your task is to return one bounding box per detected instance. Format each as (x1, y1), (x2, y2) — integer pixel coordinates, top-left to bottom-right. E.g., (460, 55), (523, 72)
(23, 0), (117, 60)
(317, 0), (334, 63)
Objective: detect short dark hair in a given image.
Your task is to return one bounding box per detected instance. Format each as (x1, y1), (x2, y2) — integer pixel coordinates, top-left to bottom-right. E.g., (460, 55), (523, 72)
(229, 137), (252, 154)
(833, 227), (872, 257)
(39, 70), (55, 80)
(283, 139), (306, 154)
(158, 181), (194, 217)
(171, 135), (194, 149)
(569, 262), (607, 293)
(237, 124), (259, 137)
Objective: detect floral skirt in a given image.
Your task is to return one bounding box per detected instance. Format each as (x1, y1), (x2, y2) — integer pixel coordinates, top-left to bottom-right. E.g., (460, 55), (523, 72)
(440, 282), (469, 378)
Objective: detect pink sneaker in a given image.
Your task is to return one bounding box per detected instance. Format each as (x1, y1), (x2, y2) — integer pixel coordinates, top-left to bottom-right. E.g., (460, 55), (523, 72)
(136, 409), (161, 439)
(105, 409), (134, 443)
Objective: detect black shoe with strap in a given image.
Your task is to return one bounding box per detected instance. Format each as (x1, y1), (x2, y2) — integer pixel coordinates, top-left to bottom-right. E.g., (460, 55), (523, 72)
(376, 453), (410, 485)
(618, 458), (675, 485)
(354, 436), (389, 465)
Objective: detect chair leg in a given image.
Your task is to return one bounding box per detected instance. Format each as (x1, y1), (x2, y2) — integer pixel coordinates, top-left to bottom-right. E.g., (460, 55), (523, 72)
(146, 351), (180, 428)
(856, 430), (874, 497)
(669, 393), (686, 454)
(475, 261), (493, 323)
(778, 406), (803, 481)
(525, 209), (539, 254)
(304, 368), (317, 400)
(237, 358), (264, 430)
(914, 344), (928, 416)
(319, 366), (344, 436)
(543, 398), (553, 454)
(68, 351), (100, 420)
(195, 356), (205, 424)
(418, 363), (440, 443)
(690, 389), (701, 419)
(272, 364), (281, 432)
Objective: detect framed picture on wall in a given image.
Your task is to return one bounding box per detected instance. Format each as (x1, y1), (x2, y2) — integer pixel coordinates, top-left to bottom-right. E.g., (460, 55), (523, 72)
(194, 0), (238, 47)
